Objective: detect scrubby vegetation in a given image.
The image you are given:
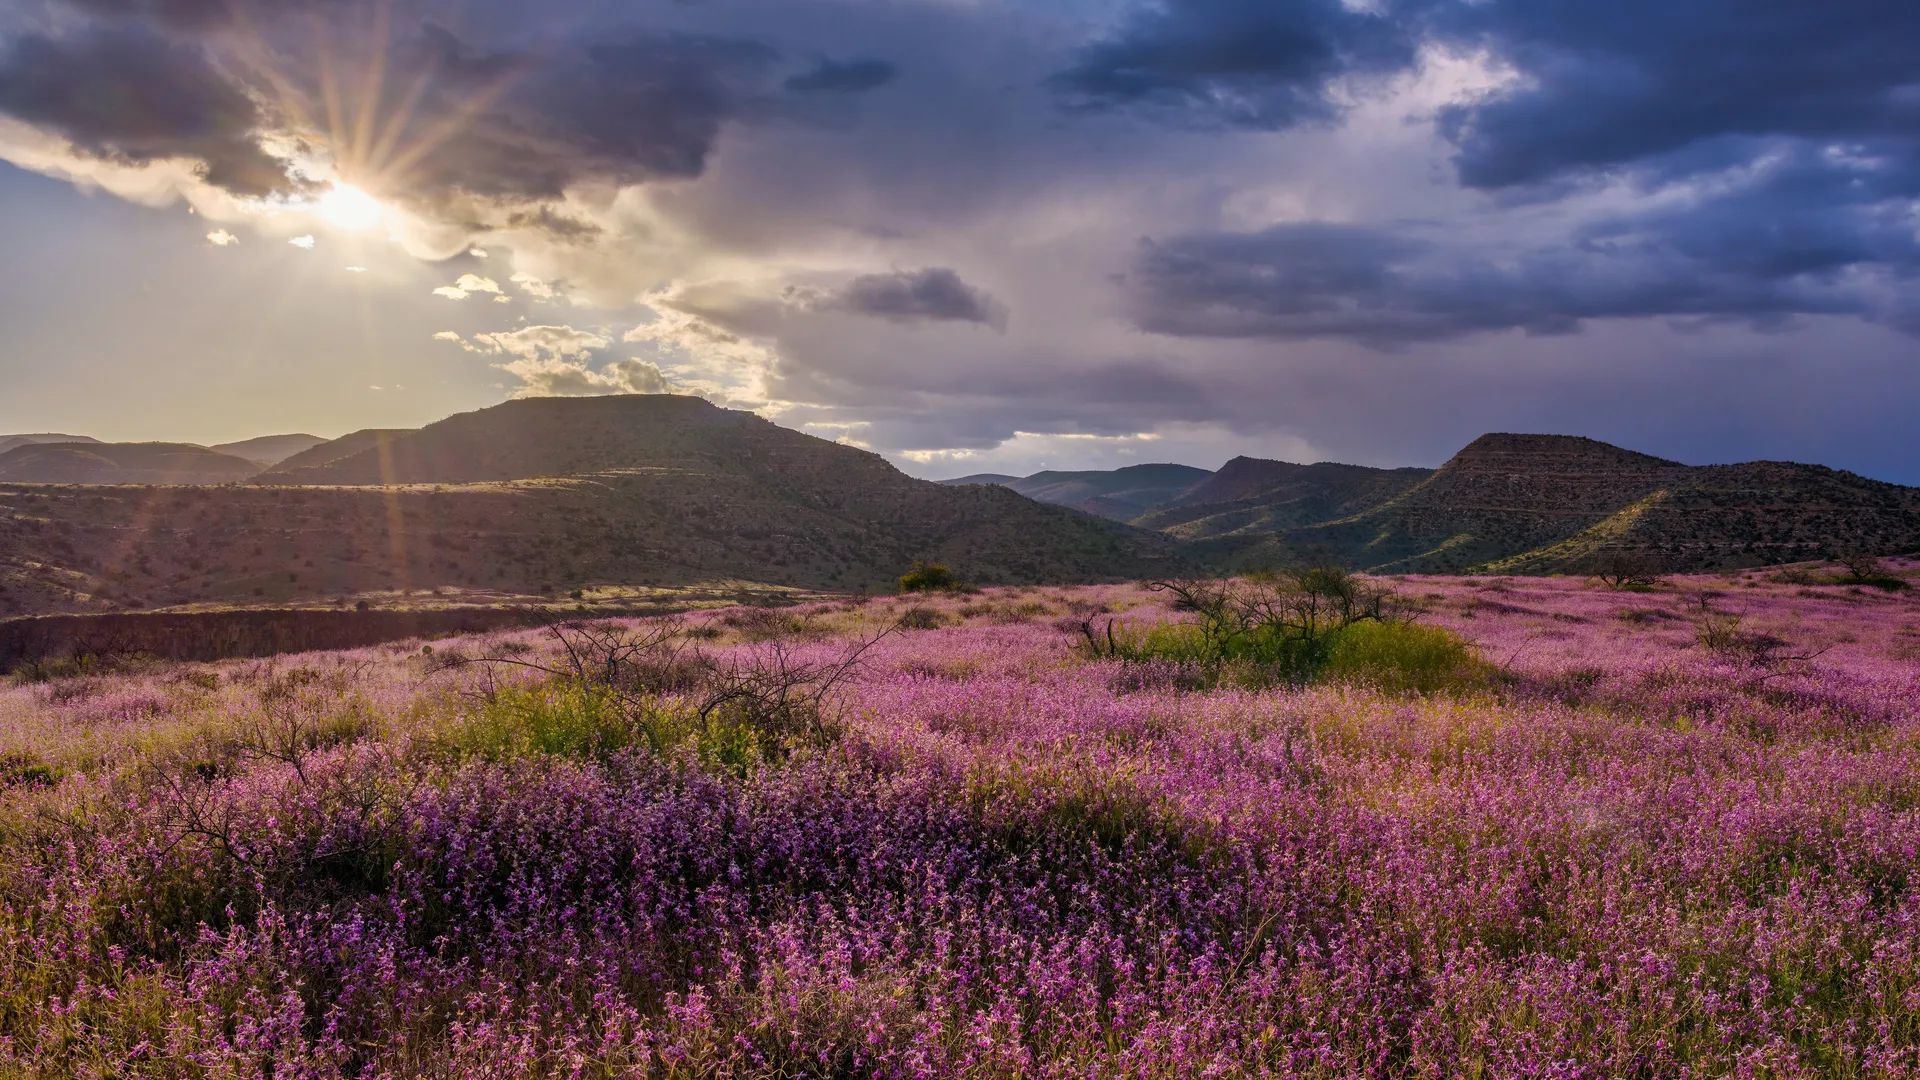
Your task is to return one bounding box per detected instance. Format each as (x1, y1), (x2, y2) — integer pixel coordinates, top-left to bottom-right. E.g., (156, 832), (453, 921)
(1, 567), (1918, 1075)
(1071, 567), (1488, 693)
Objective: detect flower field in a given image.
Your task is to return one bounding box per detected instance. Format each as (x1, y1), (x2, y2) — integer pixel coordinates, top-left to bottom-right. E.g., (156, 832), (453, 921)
(3, 566), (1920, 1077)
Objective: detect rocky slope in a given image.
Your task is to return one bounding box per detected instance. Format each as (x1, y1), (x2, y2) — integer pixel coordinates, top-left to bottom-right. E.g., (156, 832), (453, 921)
(258, 429), (419, 475)
(1197, 434), (1920, 574)
(0, 397), (1182, 615)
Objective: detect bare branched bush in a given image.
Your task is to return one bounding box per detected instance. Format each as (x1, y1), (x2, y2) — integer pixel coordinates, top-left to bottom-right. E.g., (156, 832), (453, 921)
(1589, 551), (1666, 591)
(446, 614), (896, 757)
(1691, 596), (1829, 675)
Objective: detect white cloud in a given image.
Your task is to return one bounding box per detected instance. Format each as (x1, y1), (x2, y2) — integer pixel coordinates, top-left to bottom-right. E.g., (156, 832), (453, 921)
(431, 331), (463, 342)
(433, 273), (502, 300)
(344, 265), (368, 273)
(289, 235), (315, 249)
(468, 324), (610, 360)
(510, 272), (556, 300)
(499, 356), (676, 398)
(206, 229), (238, 246)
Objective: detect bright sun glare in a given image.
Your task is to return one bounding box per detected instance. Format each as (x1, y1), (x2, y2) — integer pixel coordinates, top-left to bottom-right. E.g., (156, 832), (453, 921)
(315, 182), (384, 232)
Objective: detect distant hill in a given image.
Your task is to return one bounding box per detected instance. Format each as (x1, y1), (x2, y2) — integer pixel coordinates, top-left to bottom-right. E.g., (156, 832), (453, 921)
(0, 442), (260, 485)
(940, 473), (1020, 486)
(0, 396), (1182, 615)
(938, 463), (1213, 521)
(1191, 434), (1920, 574)
(0, 433), (98, 455)
(1137, 458), (1434, 537)
(209, 433), (329, 467)
(258, 429), (418, 476)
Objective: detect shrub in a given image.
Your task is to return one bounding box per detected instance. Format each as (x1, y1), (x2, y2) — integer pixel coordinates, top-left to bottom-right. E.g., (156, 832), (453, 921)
(0, 751), (59, 790)
(899, 561), (962, 594)
(1322, 620), (1493, 696)
(1838, 553), (1910, 591)
(1588, 550), (1665, 591)
(1074, 568), (1413, 688)
(896, 606), (952, 631)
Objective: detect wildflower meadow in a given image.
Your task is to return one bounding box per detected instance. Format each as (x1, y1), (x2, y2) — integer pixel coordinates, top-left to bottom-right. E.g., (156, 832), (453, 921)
(2, 565), (1919, 1077)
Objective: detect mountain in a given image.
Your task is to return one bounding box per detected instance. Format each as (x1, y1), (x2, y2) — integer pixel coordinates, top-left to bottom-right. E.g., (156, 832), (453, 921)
(209, 433), (329, 467)
(1137, 458), (1434, 537)
(1008, 464), (1213, 522)
(937, 463), (1214, 521)
(0, 396), (1182, 615)
(258, 429), (418, 476)
(1191, 434), (1920, 574)
(0, 442), (261, 485)
(939, 473), (1020, 486)
(0, 433), (99, 455)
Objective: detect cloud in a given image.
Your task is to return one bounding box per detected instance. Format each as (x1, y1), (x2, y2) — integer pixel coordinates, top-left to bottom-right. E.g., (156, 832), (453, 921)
(1125, 213), (1920, 345)
(784, 57), (897, 95)
(288, 234), (315, 249)
(501, 356), (676, 398)
(813, 268), (1007, 329)
(439, 319), (671, 398)
(1430, 0), (1920, 191)
(359, 25), (781, 205)
(0, 27), (294, 196)
(0, 14), (785, 217)
(1048, 0), (1417, 128)
(434, 273), (504, 300)
(470, 324), (611, 360)
(205, 228), (237, 246)
(510, 273), (556, 300)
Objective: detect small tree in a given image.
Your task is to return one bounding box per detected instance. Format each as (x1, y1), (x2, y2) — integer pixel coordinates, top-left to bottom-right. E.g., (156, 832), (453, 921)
(899, 561), (958, 594)
(1840, 552), (1885, 582)
(1589, 550), (1665, 591)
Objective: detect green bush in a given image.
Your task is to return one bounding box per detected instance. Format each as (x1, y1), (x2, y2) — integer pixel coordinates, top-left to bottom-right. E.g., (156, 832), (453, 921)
(1075, 570), (1491, 695)
(899, 561), (961, 594)
(1322, 620), (1492, 695)
(429, 679), (835, 775)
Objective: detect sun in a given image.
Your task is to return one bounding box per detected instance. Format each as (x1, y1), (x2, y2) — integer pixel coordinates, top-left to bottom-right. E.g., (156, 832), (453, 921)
(314, 182), (385, 232)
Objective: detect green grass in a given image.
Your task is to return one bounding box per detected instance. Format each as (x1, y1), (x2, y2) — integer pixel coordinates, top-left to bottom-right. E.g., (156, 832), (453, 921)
(1322, 620), (1495, 696)
(425, 680), (832, 775)
(1094, 618), (1490, 695)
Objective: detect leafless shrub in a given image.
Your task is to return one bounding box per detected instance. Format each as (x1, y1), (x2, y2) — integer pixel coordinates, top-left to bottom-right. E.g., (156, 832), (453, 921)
(1589, 550), (1666, 591)
(446, 613), (898, 751)
(1691, 596), (1829, 675)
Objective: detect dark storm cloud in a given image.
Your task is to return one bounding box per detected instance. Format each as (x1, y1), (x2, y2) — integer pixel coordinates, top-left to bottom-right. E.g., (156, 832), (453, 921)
(357, 24), (779, 201)
(1050, 0), (1417, 128)
(0, 8), (784, 204)
(1433, 0), (1920, 190)
(822, 268), (1007, 329)
(61, 0), (350, 30)
(784, 57), (896, 95)
(1127, 213), (1911, 346)
(0, 26), (292, 194)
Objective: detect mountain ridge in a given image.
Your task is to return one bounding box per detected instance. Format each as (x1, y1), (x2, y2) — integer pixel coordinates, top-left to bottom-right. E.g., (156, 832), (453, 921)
(0, 396), (1180, 615)
(0, 442), (261, 485)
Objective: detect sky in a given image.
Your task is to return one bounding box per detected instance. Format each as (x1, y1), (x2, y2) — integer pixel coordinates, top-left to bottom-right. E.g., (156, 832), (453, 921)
(0, 0), (1916, 482)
